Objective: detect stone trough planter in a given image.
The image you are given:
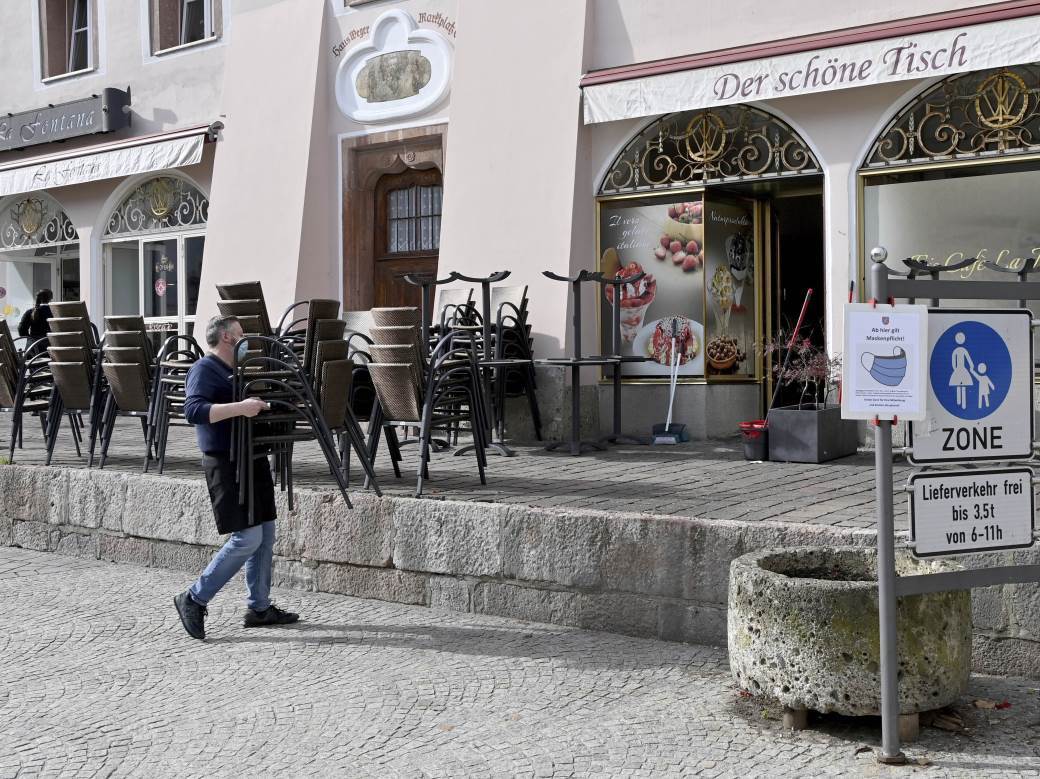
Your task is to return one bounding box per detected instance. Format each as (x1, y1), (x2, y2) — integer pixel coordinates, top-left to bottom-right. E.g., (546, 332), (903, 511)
(728, 547), (972, 734)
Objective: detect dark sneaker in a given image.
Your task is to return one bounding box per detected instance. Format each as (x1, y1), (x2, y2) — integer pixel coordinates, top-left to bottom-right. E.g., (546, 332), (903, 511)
(243, 604), (300, 628)
(174, 591), (207, 640)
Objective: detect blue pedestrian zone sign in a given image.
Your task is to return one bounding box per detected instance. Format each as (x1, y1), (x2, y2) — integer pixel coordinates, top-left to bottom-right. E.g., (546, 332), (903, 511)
(929, 320), (1012, 421)
(909, 309), (1034, 464)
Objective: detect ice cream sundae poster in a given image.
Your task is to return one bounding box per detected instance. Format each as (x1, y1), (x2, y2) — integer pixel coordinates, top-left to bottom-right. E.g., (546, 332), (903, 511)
(841, 303), (927, 421)
(598, 196), (707, 378)
(702, 201), (756, 377)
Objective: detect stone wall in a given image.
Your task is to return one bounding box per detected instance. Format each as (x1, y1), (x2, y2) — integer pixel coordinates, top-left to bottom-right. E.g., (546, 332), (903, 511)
(1, 462), (1037, 677)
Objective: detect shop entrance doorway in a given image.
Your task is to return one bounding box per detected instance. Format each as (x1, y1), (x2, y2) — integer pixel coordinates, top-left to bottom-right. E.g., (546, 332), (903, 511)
(373, 168), (442, 311)
(703, 182), (825, 409)
(768, 190), (826, 407)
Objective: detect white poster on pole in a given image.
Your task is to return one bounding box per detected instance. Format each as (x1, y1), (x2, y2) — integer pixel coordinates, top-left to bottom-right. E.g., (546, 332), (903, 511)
(841, 303), (928, 421)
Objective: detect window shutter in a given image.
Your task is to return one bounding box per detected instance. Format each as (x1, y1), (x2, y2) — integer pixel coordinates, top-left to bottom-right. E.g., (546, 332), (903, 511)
(41, 0), (69, 78)
(152, 0), (181, 53)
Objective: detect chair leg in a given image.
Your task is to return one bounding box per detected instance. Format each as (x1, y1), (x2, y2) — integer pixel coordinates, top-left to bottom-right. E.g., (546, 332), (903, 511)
(385, 426), (403, 478)
(363, 407), (384, 491)
(525, 365), (543, 441)
(99, 397), (117, 469)
(44, 398), (63, 467)
(158, 406), (175, 476)
(69, 413), (82, 458)
(343, 415), (381, 496)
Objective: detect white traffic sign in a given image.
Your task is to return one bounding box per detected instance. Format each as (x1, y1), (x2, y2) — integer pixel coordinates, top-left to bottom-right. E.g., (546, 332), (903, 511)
(908, 468), (1035, 557)
(909, 309), (1034, 464)
(841, 303), (928, 421)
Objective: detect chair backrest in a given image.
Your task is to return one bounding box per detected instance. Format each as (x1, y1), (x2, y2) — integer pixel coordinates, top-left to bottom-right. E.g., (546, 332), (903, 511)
(436, 288), (473, 315)
(48, 316), (90, 334)
(103, 346), (151, 388)
(317, 359), (353, 428)
(314, 339), (349, 382)
(0, 349), (16, 407)
(45, 331), (87, 349)
(48, 345), (92, 364)
(50, 361), (93, 411)
(104, 315), (146, 332)
(369, 325), (418, 348)
(216, 299), (272, 336)
(102, 363), (151, 412)
(49, 301), (89, 318)
(104, 330), (150, 350)
(492, 285), (529, 320)
(371, 307), (421, 329)
(342, 311), (374, 340)
(304, 318), (346, 376)
(0, 320), (16, 358)
(216, 281), (265, 301)
(367, 363), (422, 423)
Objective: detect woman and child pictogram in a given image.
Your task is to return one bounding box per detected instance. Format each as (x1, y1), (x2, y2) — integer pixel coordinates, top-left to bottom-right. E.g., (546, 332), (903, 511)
(949, 331), (995, 410)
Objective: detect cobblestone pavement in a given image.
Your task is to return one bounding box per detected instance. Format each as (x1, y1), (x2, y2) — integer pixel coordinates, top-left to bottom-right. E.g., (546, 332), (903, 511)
(1, 418), (911, 530)
(2, 546), (1039, 778)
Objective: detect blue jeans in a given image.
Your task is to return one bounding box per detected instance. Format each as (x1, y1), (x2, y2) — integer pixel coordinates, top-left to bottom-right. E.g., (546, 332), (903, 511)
(189, 521), (275, 611)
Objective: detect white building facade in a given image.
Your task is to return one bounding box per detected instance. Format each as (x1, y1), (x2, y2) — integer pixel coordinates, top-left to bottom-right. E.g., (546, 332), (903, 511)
(1, 0), (1037, 436)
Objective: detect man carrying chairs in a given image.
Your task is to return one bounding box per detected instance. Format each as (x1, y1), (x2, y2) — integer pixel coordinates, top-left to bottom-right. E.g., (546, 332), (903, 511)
(173, 315), (299, 641)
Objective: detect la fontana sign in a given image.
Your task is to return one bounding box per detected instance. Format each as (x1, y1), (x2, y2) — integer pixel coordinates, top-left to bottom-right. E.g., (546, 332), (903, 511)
(583, 15), (1040, 124)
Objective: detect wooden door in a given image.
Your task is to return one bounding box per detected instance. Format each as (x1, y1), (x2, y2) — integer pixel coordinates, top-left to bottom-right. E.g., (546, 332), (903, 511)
(373, 169), (442, 309)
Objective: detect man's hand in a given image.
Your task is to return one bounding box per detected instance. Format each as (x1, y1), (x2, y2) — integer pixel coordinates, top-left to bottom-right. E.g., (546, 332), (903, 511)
(237, 398), (270, 418)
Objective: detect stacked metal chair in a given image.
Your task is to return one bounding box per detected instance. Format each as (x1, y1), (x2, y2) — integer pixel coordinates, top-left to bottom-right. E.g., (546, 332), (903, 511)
(216, 281), (274, 338)
(343, 310), (377, 422)
(231, 335), (372, 522)
(489, 285), (542, 441)
(41, 302), (95, 464)
(145, 334), (205, 473)
(6, 337), (52, 462)
(96, 316), (154, 468)
(365, 307), (488, 496)
(0, 320), (22, 411)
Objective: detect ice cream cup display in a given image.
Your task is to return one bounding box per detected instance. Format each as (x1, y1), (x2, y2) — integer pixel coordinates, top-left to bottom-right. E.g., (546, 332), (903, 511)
(726, 231), (753, 310)
(604, 261), (657, 343)
(647, 316), (699, 366)
(709, 265), (735, 335)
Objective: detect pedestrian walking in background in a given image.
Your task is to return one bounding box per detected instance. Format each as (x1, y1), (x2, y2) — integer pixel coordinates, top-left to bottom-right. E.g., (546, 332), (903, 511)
(17, 288), (53, 341)
(173, 315), (299, 640)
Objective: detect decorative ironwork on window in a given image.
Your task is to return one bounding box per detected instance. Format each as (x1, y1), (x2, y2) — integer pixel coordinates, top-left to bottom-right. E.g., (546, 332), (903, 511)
(386, 184), (442, 253)
(104, 176), (208, 237)
(0, 194), (78, 250)
(863, 64), (1040, 169)
(599, 105), (820, 195)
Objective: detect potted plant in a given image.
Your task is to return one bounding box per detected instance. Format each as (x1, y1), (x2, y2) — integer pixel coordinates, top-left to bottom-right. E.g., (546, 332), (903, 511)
(761, 334), (858, 463)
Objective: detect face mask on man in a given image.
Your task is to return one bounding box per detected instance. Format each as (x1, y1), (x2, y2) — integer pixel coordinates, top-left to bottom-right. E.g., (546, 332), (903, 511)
(235, 338), (250, 363)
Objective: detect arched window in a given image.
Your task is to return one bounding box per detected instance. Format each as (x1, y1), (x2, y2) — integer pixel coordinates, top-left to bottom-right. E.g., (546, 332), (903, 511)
(0, 193), (80, 328)
(859, 63), (1040, 347)
(599, 104), (820, 195)
(102, 175), (209, 344)
(863, 64), (1040, 169)
(104, 175), (208, 238)
(0, 194), (78, 250)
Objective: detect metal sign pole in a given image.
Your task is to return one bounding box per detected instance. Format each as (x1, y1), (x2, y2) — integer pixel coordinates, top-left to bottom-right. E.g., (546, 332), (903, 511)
(869, 250), (905, 764)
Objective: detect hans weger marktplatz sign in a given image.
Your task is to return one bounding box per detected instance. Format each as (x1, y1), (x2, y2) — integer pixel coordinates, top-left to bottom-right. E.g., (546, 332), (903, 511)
(0, 88), (131, 153)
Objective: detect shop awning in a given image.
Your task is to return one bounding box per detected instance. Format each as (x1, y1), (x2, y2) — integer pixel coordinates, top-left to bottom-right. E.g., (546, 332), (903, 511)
(0, 123), (221, 197)
(581, 2), (1040, 124)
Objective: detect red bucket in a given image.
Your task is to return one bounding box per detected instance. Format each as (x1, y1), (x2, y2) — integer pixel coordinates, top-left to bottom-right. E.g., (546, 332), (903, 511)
(739, 420), (768, 460)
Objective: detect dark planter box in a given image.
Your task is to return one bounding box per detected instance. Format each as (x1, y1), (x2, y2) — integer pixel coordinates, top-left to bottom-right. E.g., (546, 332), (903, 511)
(766, 404), (859, 464)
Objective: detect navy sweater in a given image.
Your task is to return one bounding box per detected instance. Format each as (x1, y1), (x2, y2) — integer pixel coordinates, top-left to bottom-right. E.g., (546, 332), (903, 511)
(183, 354), (234, 455)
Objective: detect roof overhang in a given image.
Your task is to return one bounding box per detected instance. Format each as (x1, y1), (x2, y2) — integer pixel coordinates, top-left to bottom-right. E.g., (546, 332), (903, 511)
(0, 123), (222, 198)
(581, 1), (1040, 124)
